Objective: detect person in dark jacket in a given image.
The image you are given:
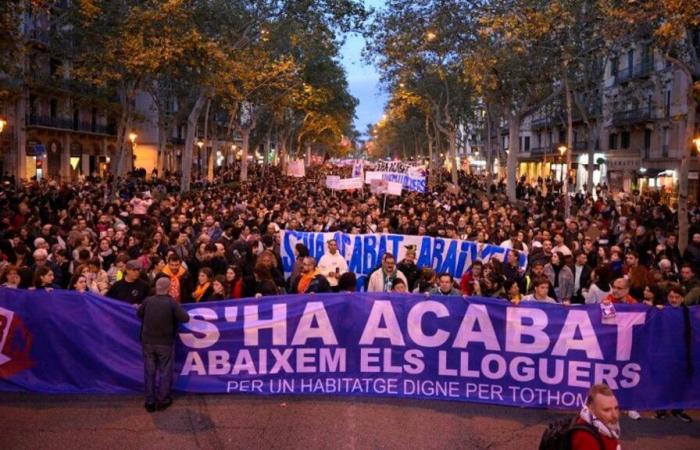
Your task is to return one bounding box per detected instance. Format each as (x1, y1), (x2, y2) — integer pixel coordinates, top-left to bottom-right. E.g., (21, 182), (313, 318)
(106, 260), (150, 304)
(137, 277), (190, 412)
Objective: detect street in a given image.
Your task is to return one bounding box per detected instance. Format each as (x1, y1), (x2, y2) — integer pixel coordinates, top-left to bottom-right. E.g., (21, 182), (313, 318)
(0, 393), (698, 449)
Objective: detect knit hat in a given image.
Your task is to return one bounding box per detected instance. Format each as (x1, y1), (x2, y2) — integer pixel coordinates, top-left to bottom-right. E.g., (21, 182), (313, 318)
(155, 277), (171, 295)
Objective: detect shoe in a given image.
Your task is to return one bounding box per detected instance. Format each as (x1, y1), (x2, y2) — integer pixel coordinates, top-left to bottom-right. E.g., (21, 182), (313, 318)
(672, 411), (693, 423)
(144, 402), (156, 413)
(654, 411), (668, 419)
(627, 410), (641, 420)
(156, 398), (173, 411)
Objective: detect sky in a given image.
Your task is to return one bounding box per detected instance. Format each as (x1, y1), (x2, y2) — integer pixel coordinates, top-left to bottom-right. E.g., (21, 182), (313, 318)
(340, 0), (387, 138)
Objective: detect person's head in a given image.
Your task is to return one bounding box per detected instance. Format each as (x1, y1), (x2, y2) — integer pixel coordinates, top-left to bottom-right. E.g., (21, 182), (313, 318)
(504, 279), (520, 299)
(155, 277), (171, 296)
(33, 265), (54, 288)
(531, 261), (545, 276)
(550, 252), (563, 266)
(327, 239), (338, 255)
(124, 260), (142, 281)
(507, 249), (519, 266)
(391, 277), (407, 293)
(643, 284), (663, 303)
(302, 256), (317, 274)
(33, 248), (49, 266)
(667, 283), (685, 307)
(533, 277), (550, 299)
(574, 250), (587, 267)
(693, 233), (700, 245)
(610, 277), (630, 300)
(70, 273), (88, 292)
(403, 245), (417, 262)
(586, 384), (620, 428)
(226, 265), (237, 281)
(198, 267), (213, 285)
(470, 260), (483, 276)
(438, 273), (454, 293)
(212, 275), (226, 295)
(624, 251), (639, 267)
(167, 253), (182, 273)
(337, 272), (357, 292)
(542, 239), (553, 253)
(680, 264), (695, 282)
(382, 253), (396, 274)
(1, 264), (20, 286)
(658, 259), (672, 273)
(294, 243), (309, 259)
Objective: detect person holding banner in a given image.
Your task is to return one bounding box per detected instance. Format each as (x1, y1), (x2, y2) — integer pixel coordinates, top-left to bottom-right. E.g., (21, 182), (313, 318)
(367, 253), (407, 293)
(428, 273), (461, 296)
(317, 239), (348, 291)
(570, 384), (622, 450)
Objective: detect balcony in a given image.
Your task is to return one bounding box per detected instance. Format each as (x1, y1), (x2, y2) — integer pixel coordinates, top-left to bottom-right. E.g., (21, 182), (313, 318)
(530, 117), (559, 131)
(169, 137), (186, 145)
(614, 59), (655, 84)
(612, 107), (655, 127)
(573, 141), (589, 152)
(27, 115), (116, 136)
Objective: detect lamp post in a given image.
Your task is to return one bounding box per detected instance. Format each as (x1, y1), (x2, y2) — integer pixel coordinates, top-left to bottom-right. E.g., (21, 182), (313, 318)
(128, 132), (137, 173)
(0, 118), (6, 134)
(693, 137), (700, 153)
(196, 140), (204, 177)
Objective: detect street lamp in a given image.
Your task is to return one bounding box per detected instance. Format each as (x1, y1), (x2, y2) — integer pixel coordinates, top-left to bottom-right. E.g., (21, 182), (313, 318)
(196, 140), (204, 176)
(426, 31), (437, 42)
(0, 118), (6, 134)
(557, 145), (567, 183)
(693, 137), (700, 153)
(128, 132), (137, 172)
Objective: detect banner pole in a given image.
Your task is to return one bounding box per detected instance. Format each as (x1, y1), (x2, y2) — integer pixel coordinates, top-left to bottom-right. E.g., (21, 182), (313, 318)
(383, 193), (387, 212)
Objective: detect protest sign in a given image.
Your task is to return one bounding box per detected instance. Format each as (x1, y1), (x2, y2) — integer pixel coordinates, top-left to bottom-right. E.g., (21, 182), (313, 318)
(1, 289), (699, 412)
(287, 160), (306, 178)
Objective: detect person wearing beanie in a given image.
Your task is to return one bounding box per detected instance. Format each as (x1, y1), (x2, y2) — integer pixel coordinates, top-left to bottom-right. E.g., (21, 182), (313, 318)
(137, 276), (190, 412)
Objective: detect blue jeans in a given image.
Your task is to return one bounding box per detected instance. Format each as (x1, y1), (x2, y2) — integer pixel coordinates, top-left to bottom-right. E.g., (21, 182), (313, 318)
(142, 343), (174, 404)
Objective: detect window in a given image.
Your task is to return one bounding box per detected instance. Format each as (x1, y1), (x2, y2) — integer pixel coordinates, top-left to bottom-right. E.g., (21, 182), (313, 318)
(91, 107), (97, 132)
(627, 49), (634, 73)
(50, 99), (57, 118)
(73, 108), (79, 130)
(621, 131), (630, 149)
(611, 57), (618, 77)
(609, 133), (618, 150)
(665, 90), (671, 117)
(49, 58), (60, 77)
(644, 129), (651, 151)
(524, 136), (531, 151)
(558, 129), (565, 143)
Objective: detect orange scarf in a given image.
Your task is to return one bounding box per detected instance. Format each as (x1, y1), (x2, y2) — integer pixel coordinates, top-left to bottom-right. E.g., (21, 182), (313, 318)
(297, 271), (317, 294)
(162, 265), (186, 302)
(192, 282), (211, 302)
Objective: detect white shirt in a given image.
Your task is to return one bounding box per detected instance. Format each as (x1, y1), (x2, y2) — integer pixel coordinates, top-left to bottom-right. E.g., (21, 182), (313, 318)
(521, 294), (557, 304)
(317, 251), (349, 287)
(574, 265), (584, 292)
(367, 269), (407, 293)
(553, 244), (572, 257)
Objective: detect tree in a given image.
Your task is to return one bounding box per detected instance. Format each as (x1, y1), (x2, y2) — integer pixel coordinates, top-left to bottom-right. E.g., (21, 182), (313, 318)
(599, 0), (700, 252)
(365, 0), (477, 185)
(466, 0), (561, 202)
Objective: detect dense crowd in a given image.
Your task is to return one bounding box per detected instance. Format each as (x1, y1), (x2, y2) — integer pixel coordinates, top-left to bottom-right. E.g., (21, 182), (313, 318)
(2, 165), (700, 308)
(1, 163), (698, 420)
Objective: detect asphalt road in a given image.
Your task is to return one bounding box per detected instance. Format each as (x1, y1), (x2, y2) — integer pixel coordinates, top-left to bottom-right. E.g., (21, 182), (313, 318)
(0, 393), (698, 449)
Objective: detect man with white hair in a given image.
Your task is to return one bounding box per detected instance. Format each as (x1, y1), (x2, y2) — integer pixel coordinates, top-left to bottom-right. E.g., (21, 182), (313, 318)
(33, 248), (64, 288)
(137, 277), (190, 412)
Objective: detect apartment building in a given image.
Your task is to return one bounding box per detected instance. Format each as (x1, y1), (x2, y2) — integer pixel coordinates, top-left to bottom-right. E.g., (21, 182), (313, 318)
(0, 3), (119, 182)
(516, 36), (700, 200)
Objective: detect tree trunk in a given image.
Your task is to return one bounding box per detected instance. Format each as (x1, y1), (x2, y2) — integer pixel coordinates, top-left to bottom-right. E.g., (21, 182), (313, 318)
(678, 92), (696, 254)
(207, 140), (217, 181)
(181, 93), (207, 192)
(449, 131), (458, 185)
(506, 113), (521, 202)
(240, 128), (251, 181)
(305, 144), (311, 167)
(156, 120), (167, 178)
(201, 99), (211, 180)
(425, 115), (435, 188)
(111, 82), (136, 179)
(586, 123), (597, 194)
(564, 79), (573, 218)
(485, 107), (493, 176)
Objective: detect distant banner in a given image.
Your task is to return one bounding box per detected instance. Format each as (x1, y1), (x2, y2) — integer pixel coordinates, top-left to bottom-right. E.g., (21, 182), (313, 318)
(370, 179), (402, 196)
(326, 176), (363, 191)
(280, 231), (527, 290)
(287, 160), (305, 178)
(366, 161), (426, 193)
(352, 160), (364, 178)
(1, 290), (699, 412)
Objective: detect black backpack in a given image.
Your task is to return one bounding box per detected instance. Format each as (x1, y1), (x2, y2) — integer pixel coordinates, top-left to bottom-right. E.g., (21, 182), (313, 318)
(539, 415), (605, 450)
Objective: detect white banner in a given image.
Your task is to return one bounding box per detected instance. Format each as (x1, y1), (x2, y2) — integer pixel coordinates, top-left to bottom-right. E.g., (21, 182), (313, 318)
(287, 159), (306, 178)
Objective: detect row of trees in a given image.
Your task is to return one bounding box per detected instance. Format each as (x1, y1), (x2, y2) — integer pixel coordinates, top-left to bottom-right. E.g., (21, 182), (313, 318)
(1, 0), (367, 191)
(364, 0), (699, 248)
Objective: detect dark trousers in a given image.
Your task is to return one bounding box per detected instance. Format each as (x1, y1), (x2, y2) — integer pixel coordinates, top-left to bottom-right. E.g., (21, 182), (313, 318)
(143, 343), (174, 404)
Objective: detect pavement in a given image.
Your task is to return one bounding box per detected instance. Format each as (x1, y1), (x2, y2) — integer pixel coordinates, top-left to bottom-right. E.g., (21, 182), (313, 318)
(0, 393), (698, 449)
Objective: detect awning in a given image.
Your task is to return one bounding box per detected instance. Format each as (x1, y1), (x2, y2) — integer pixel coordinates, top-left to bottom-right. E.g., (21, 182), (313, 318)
(638, 168), (664, 177)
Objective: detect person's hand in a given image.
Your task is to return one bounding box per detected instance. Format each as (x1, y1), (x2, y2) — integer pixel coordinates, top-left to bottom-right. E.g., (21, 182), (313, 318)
(45, 287), (53, 292)
(655, 304), (664, 310)
(254, 293), (262, 298)
(643, 300), (652, 306)
(424, 292), (431, 297)
(562, 300), (571, 306)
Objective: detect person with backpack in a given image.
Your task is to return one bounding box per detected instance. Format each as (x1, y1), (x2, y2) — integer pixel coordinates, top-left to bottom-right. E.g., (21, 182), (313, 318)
(539, 383), (620, 450)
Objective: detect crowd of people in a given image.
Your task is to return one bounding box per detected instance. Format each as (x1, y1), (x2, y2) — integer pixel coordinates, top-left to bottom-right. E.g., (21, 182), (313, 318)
(0, 163), (697, 420)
